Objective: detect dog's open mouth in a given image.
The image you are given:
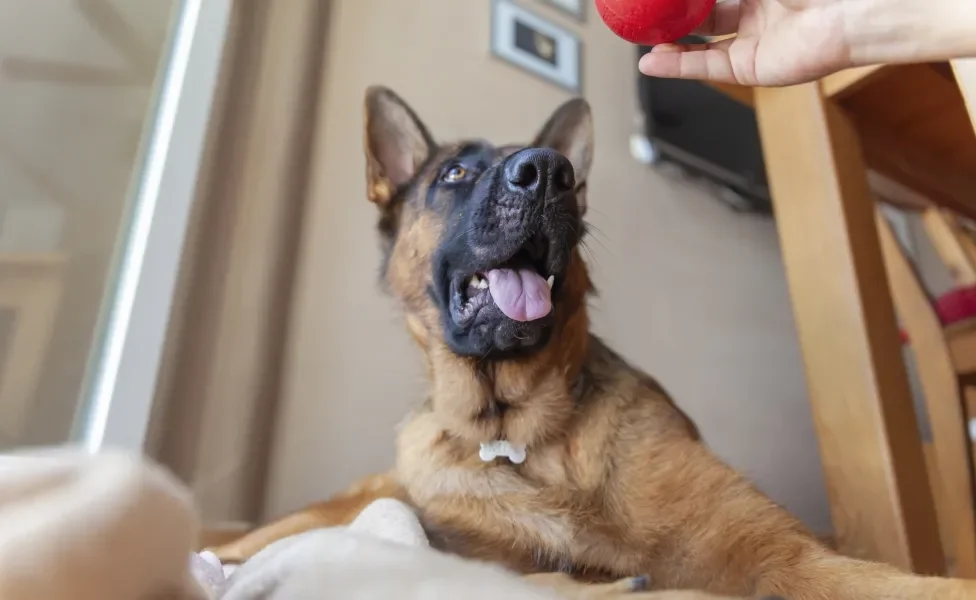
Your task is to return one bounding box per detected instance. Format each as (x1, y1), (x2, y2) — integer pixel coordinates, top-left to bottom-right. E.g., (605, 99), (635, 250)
(450, 234), (557, 325)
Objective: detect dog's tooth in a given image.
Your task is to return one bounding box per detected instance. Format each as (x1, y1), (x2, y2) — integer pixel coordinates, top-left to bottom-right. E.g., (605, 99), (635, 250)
(466, 274), (488, 290)
(546, 275), (554, 289)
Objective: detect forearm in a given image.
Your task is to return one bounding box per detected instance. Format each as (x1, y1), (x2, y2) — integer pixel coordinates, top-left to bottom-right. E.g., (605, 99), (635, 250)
(844, 0), (976, 66)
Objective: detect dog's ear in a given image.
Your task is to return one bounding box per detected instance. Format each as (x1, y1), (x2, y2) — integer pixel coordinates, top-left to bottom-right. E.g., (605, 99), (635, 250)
(363, 87), (436, 207)
(531, 98), (593, 211)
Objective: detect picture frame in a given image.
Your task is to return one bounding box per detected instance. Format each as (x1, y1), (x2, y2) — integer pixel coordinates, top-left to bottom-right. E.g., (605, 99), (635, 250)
(542, 0), (586, 20)
(490, 0), (582, 93)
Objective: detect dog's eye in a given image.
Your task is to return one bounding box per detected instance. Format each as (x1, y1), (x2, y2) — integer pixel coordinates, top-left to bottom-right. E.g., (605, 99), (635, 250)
(442, 165), (467, 183)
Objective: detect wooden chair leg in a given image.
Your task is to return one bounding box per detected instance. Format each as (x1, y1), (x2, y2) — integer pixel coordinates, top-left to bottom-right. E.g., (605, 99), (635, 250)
(922, 208), (976, 286)
(964, 386), (976, 490)
(876, 210), (976, 577)
(753, 83), (944, 574)
(923, 441), (958, 569)
(952, 60), (976, 133)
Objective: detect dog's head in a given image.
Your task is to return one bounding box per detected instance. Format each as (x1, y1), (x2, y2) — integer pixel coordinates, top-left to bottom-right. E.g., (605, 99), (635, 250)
(364, 87), (593, 360)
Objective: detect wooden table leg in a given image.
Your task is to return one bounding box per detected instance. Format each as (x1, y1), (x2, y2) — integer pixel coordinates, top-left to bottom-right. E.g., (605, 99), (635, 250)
(753, 83), (945, 574)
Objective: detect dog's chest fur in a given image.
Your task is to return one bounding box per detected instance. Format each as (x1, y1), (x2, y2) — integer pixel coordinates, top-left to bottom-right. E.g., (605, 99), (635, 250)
(394, 391), (647, 579)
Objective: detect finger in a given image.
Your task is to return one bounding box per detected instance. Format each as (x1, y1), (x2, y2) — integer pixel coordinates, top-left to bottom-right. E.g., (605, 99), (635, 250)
(693, 0), (740, 36)
(661, 42), (711, 52)
(638, 40), (737, 83)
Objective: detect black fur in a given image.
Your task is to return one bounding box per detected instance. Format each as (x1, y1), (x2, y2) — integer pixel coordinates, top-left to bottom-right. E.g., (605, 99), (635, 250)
(382, 140), (584, 358)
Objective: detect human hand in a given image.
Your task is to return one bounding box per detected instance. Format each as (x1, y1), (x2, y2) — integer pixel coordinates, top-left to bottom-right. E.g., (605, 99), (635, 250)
(638, 0), (976, 86)
(637, 0), (852, 86)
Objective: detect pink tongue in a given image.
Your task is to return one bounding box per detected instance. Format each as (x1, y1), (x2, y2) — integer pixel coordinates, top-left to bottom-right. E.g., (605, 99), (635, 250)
(486, 268), (552, 322)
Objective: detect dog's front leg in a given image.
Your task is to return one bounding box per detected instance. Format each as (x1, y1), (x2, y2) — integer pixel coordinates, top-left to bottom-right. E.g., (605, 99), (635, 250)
(620, 438), (976, 599)
(208, 472), (402, 562)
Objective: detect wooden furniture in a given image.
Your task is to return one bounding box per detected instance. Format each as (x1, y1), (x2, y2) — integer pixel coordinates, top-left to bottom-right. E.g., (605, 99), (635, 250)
(911, 209), (976, 576)
(876, 207), (976, 576)
(708, 62), (976, 575)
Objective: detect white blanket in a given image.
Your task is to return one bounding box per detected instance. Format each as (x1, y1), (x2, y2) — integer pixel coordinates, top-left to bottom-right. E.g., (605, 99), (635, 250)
(0, 448), (728, 600)
(0, 448), (205, 600)
(219, 497), (573, 600)
(0, 448), (577, 600)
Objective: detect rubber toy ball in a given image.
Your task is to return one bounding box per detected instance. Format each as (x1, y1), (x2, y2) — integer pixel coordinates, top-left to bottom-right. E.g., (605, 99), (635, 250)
(594, 0), (717, 46)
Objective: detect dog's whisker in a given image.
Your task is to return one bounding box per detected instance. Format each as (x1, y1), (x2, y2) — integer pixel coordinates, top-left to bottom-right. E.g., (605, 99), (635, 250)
(579, 241), (604, 273)
(447, 224), (480, 245)
(584, 206), (609, 219)
(581, 220), (612, 251)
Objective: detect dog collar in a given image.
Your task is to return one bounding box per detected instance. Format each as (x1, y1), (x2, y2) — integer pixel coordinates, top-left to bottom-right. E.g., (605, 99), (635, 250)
(479, 440), (526, 464)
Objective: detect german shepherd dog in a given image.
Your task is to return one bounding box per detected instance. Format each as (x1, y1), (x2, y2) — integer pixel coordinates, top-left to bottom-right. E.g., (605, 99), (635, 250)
(212, 87), (976, 599)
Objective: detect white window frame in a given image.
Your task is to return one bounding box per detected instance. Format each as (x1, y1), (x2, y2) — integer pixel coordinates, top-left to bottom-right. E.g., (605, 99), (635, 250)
(77, 0), (232, 452)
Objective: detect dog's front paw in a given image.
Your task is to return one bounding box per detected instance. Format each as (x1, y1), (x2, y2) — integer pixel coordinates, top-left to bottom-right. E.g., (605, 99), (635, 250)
(523, 572), (746, 599)
(523, 572), (637, 598)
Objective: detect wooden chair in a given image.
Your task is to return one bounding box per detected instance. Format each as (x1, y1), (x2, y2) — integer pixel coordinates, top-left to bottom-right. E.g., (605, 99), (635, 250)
(916, 210), (976, 488)
(921, 210), (976, 542)
(699, 59), (976, 572)
(876, 206), (976, 576)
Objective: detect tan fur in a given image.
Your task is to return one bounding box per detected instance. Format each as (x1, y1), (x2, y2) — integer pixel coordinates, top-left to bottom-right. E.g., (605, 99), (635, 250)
(213, 88), (976, 599)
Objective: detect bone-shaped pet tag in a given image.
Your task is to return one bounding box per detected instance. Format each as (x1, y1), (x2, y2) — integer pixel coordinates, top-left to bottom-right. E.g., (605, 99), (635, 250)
(479, 440), (527, 464)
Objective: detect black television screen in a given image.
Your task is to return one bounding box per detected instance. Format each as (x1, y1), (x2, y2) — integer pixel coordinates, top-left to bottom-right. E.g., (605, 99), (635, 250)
(636, 41), (771, 215)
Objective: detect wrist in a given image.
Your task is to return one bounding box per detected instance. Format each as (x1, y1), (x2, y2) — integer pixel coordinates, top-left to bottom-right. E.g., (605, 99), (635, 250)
(843, 0), (976, 67)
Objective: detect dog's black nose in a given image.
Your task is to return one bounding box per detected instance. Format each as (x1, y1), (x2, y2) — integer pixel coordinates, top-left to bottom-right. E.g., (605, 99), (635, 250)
(504, 148), (575, 199)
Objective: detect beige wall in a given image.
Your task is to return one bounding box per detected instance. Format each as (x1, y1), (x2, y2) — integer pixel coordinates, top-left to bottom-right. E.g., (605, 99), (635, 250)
(265, 0), (833, 534)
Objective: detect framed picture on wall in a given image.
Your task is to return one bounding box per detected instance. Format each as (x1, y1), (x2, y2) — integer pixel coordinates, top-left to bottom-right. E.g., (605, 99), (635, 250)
(491, 0), (582, 93)
(542, 0), (585, 20)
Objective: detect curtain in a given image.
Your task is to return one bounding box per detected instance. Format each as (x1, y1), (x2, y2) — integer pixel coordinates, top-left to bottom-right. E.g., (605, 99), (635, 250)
(146, 0), (330, 525)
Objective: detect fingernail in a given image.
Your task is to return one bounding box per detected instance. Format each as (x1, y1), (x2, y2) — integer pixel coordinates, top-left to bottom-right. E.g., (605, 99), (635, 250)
(637, 55), (655, 75)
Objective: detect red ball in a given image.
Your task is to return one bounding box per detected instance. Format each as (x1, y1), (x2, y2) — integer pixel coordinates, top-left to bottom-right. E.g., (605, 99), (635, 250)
(594, 0), (716, 46)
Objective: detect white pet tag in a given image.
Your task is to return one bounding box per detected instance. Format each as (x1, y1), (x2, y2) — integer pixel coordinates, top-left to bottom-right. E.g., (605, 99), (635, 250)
(479, 440), (527, 464)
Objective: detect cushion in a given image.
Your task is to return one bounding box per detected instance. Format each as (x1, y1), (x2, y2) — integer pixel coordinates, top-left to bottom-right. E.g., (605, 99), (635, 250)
(900, 284), (976, 343)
